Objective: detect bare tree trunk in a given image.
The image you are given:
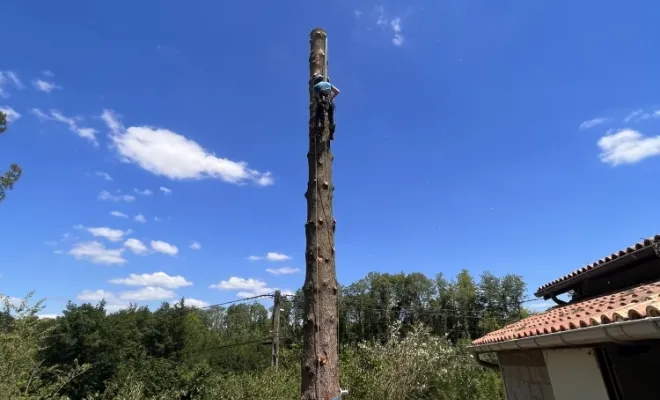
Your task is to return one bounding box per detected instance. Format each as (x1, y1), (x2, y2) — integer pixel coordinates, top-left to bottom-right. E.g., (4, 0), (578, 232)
(301, 27), (340, 400)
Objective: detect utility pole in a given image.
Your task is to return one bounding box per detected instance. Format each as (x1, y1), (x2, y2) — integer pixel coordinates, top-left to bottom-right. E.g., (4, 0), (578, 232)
(301, 27), (340, 400)
(271, 290), (281, 368)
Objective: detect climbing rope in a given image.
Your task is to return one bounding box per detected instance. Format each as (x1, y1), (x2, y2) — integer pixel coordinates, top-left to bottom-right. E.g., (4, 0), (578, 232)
(313, 100), (322, 400)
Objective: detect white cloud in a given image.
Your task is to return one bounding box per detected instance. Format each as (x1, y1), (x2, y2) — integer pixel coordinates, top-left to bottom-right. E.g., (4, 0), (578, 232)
(120, 286), (177, 301)
(76, 290), (129, 312)
(76, 225), (130, 242)
(0, 106), (21, 123)
(0, 71), (23, 97)
(98, 190), (136, 202)
(183, 298), (209, 308)
(579, 117), (608, 130)
(209, 277), (290, 298)
(77, 289), (114, 302)
(160, 186), (172, 195)
(37, 314), (60, 319)
(0, 295), (23, 307)
(247, 252), (291, 262)
(134, 214), (147, 223)
(78, 286), (177, 307)
(266, 267), (300, 275)
(101, 109), (273, 186)
(623, 109), (647, 123)
(110, 210), (128, 218)
(210, 277), (269, 293)
(101, 109), (124, 135)
(124, 238), (148, 255)
(42, 70), (55, 77)
(190, 241), (201, 250)
(597, 129), (660, 166)
(33, 108), (97, 145)
(30, 108), (49, 121)
(95, 171), (113, 181)
(354, 9), (362, 18)
(376, 8), (404, 46)
(68, 241), (126, 265)
(134, 188), (152, 196)
(154, 216), (162, 222)
(390, 18), (405, 46)
(150, 240), (178, 256)
(110, 272), (192, 289)
(32, 79), (61, 93)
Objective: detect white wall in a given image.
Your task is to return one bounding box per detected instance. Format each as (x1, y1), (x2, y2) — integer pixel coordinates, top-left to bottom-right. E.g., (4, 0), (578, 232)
(542, 348), (609, 400)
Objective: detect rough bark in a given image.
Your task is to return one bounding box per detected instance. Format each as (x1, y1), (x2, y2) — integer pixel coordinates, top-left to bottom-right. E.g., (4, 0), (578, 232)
(301, 27), (340, 400)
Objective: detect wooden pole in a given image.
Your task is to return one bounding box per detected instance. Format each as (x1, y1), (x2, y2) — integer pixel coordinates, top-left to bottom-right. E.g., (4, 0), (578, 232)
(272, 290), (281, 368)
(301, 27), (340, 400)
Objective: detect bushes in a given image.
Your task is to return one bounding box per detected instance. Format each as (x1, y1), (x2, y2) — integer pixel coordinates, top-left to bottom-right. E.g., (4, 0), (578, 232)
(0, 292), (505, 399)
(86, 322), (502, 400)
(0, 294), (90, 400)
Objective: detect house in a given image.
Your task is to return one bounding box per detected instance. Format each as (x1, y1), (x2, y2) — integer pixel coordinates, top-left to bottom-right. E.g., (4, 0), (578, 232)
(469, 235), (660, 400)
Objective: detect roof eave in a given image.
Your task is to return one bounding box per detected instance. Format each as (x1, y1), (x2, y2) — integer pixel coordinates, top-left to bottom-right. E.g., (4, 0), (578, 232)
(468, 316), (660, 354)
(534, 246), (656, 299)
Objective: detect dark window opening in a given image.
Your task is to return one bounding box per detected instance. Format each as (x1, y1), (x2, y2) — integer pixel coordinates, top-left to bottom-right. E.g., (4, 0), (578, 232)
(598, 342), (660, 400)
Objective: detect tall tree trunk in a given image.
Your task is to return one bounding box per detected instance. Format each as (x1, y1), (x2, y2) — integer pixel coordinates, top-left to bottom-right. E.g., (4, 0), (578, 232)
(301, 27), (340, 400)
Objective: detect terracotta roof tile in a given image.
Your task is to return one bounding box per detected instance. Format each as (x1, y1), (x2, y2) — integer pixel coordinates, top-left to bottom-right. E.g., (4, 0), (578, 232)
(535, 235), (660, 295)
(473, 279), (660, 345)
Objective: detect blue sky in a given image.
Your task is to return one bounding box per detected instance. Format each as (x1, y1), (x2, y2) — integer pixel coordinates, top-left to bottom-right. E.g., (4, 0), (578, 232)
(2, 0), (660, 316)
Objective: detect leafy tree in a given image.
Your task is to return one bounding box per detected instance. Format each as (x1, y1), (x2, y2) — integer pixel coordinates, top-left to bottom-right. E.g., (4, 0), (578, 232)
(0, 294), (90, 399)
(0, 111), (22, 203)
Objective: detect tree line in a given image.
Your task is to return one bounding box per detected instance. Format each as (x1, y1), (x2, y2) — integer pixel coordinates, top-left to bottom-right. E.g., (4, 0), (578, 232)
(1, 269), (528, 399)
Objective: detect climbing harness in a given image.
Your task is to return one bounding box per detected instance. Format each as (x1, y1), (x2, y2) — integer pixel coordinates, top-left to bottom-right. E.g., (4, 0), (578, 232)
(314, 90), (335, 139)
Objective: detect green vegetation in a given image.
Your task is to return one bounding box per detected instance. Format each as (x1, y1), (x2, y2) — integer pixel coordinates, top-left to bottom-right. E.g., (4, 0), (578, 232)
(0, 270), (527, 399)
(0, 110), (22, 203)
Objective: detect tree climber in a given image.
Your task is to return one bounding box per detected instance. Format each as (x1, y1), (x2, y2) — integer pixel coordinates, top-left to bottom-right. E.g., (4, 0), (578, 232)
(312, 74), (340, 139)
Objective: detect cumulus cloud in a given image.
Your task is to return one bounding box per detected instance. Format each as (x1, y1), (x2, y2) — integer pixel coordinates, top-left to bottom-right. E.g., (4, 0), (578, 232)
(32, 108), (97, 145)
(265, 267), (300, 275)
(190, 241), (201, 250)
(0, 106), (21, 123)
(109, 272), (192, 289)
(110, 210), (128, 218)
(134, 214), (147, 223)
(101, 108), (273, 186)
(77, 286), (177, 310)
(150, 240), (178, 256)
(579, 117), (608, 130)
(209, 276), (291, 298)
(160, 186), (172, 195)
(120, 287), (177, 301)
(76, 225), (130, 242)
(98, 190), (135, 202)
(597, 129), (660, 166)
(32, 79), (61, 93)
(123, 238), (148, 255)
(183, 298), (209, 308)
(247, 252), (291, 262)
(67, 241), (126, 265)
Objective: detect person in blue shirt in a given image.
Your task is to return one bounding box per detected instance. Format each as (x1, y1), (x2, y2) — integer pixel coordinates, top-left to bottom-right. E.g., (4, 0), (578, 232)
(312, 74), (340, 138)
